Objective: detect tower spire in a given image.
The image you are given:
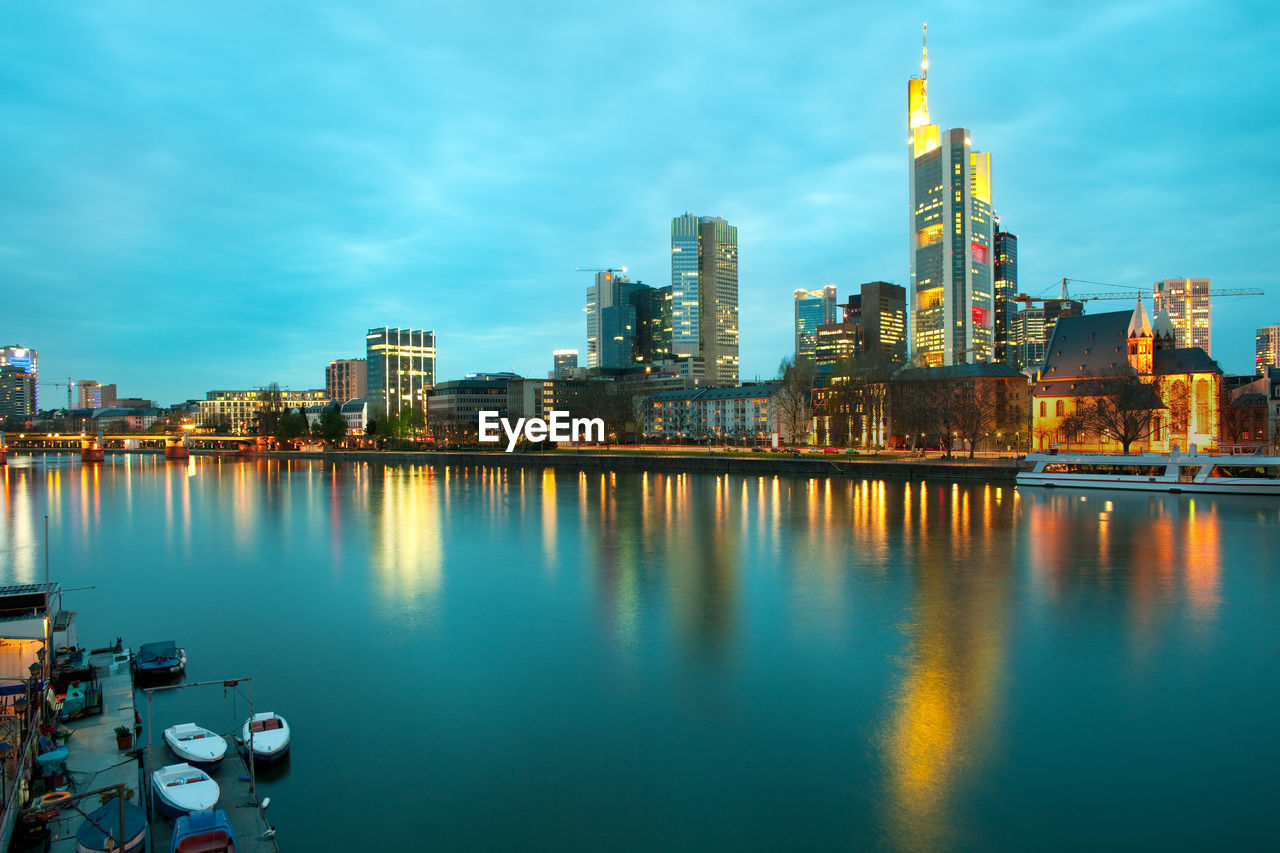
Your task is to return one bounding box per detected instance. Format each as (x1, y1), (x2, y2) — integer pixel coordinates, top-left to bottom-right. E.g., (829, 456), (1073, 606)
(921, 22), (928, 96)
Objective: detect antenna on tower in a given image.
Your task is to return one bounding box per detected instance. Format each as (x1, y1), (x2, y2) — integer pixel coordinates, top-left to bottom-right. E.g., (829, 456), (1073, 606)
(921, 22), (928, 95)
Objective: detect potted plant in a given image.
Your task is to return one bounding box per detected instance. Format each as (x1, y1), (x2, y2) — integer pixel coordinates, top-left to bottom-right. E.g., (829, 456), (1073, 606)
(114, 725), (133, 750)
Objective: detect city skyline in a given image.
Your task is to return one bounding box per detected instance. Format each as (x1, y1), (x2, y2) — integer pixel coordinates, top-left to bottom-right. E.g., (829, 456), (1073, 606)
(2, 2), (1277, 404)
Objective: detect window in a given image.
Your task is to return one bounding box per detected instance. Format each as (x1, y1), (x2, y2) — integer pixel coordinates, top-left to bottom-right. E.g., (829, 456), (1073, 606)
(1039, 401), (1046, 417)
(1055, 400), (1064, 417)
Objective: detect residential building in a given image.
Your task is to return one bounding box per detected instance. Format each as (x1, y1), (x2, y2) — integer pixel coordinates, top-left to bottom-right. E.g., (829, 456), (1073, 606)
(993, 228), (1017, 367)
(643, 386), (782, 443)
(552, 350), (578, 379)
(671, 213), (739, 385)
(198, 388), (330, 434)
(1256, 325), (1280, 375)
(1153, 277), (1211, 353)
(795, 286), (838, 362)
(340, 399), (368, 435)
(326, 358), (367, 403)
(366, 327), (435, 420)
(1031, 301), (1222, 452)
(0, 365), (36, 419)
(907, 30), (995, 366)
(0, 346), (37, 412)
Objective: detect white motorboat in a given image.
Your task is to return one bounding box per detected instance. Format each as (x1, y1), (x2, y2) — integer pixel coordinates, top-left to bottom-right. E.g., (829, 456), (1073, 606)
(163, 723), (227, 765)
(241, 711), (290, 762)
(1017, 451), (1280, 495)
(151, 763), (220, 817)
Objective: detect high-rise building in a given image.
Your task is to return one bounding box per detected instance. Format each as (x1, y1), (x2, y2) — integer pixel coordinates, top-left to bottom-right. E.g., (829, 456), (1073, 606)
(75, 380), (102, 409)
(794, 286), (838, 362)
(1257, 325), (1280, 376)
(1153, 277), (1211, 353)
(0, 365), (37, 419)
(908, 28), (995, 366)
(632, 285), (673, 364)
(671, 213), (739, 385)
(993, 228), (1018, 367)
(326, 358), (367, 403)
(552, 350), (578, 379)
(860, 281), (908, 363)
(1012, 307), (1045, 372)
(600, 277), (646, 369)
(0, 346), (38, 411)
(586, 269), (629, 369)
(366, 327), (436, 419)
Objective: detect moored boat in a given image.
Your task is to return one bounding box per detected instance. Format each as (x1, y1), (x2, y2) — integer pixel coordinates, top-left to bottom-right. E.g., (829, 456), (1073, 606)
(132, 641), (187, 678)
(75, 799), (147, 852)
(152, 763), (220, 817)
(164, 723), (227, 765)
(1017, 451), (1280, 495)
(170, 809), (238, 853)
(241, 711), (290, 762)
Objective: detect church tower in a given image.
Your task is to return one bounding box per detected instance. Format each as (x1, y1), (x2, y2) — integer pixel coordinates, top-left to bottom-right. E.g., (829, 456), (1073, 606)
(1126, 299), (1154, 375)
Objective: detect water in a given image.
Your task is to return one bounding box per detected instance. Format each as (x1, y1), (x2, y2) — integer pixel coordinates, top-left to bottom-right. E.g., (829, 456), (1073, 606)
(2, 455), (1278, 850)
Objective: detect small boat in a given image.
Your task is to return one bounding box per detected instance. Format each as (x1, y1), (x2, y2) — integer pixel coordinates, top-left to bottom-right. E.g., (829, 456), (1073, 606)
(1017, 451), (1280, 495)
(75, 799), (147, 852)
(152, 762), (220, 817)
(164, 723), (227, 765)
(132, 641), (187, 678)
(241, 712), (290, 762)
(171, 809), (238, 853)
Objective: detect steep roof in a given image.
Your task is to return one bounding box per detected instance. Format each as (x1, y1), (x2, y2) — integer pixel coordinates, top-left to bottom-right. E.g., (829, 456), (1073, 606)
(1153, 348), (1221, 376)
(1041, 311), (1133, 382)
(1127, 299), (1152, 338)
(894, 363), (1027, 381)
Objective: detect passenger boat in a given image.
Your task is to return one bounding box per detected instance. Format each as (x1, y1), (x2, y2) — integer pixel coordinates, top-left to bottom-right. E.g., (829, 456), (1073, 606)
(241, 712), (290, 762)
(152, 763), (221, 817)
(170, 809), (238, 853)
(131, 641), (186, 678)
(1017, 451), (1280, 495)
(75, 799), (147, 852)
(164, 723), (228, 765)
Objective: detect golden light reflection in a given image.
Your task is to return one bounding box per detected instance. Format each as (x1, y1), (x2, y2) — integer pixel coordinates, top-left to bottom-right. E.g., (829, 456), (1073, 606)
(373, 466), (443, 604)
(542, 468), (558, 571)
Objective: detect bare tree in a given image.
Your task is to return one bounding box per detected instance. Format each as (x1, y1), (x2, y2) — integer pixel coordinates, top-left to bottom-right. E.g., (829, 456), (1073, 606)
(775, 356), (816, 445)
(948, 382), (1023, 458)
(1060, 376), (1166, 455)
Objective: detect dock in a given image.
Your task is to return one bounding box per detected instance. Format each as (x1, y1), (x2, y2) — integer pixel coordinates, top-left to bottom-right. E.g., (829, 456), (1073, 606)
(37, 649), (280, 852)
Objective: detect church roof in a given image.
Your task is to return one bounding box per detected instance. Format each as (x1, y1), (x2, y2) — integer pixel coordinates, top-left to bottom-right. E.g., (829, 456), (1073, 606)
(1126, 299), (1152, 338)
(1153, 348), (1221, 376)
(1152, 306), (1175, 340)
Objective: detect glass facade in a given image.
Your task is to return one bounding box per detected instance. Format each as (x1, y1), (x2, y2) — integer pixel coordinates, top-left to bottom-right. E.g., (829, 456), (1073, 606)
(1257, 326), (1280, 376)
(794, 286), (837, 362)
(366, 327), (436, 419)
(1154, 278), (1212, 353)
(670, 214), (738, 386)
(993, 230), (1018, 367)
(0, 346), (38, 412)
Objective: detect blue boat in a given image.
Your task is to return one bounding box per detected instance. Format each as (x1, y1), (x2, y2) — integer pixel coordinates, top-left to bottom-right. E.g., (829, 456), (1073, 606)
(131, 641), (186, 678)
(75, 799), (146, 852)
(171, 809), (238, 853)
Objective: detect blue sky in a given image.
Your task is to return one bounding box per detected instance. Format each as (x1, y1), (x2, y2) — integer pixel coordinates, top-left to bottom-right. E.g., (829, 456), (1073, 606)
(2, 0), (1277, 404)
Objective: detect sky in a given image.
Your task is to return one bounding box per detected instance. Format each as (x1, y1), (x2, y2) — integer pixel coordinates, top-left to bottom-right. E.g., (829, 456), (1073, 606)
(2, 0), (1278, 405)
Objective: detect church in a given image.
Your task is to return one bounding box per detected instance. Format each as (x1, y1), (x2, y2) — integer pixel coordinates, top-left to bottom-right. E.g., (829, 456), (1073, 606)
(1031, 300), (1222, 453)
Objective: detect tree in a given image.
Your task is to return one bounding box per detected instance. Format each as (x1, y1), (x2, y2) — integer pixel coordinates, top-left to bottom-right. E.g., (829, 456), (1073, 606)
(255, 383), (285, 436)
(948, 381), (1023, 458)
(314, 405), (348, 446)
(276, 408), (310, 441)
(1060, 376), (1166, 454)
(775, 356), (816, 445)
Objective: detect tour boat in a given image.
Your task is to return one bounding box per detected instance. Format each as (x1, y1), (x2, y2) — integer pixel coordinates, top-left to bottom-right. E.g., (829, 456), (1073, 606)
(1017, 451), (1280, 495)
(241, 711), (290, 762)
(170, 809), (238, 853)
(152, 763), (221, 817)
(132, 641), (187, 678)
(164, 723), (228, 765)
(75, 799), (147, 852)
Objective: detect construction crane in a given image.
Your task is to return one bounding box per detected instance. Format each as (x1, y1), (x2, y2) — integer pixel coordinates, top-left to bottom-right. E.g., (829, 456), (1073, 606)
(38, 377), (76, 409)
(575, 266), (627, 275)
(1015, 277), (1264, 307)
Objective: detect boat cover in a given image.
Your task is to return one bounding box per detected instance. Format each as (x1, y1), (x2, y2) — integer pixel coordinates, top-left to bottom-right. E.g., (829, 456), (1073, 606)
(137, 641), (179, 664)
(75, 800), (147, 851)
(172, 810), (238, 853)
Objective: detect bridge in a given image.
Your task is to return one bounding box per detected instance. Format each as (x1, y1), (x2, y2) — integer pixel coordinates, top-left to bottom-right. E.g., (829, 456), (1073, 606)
(0, 432), (260, 463)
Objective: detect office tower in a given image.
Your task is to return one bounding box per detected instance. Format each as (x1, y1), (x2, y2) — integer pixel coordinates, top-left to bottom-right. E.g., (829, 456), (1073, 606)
(908, 28), (995, 366)
(671, 213), (739, 385)
(1153, 278), (1211, 352)
(1257, 325), (1280, 375)
(1013, 307), (1045, 372)
(794, 286), (838, 362)
(552, 350), (578, 379)
(326, 358), (367, 403)
(585, 270), (630, 369)
(0, 365), (37, 418)
(600, 277), (646, 369)
(632, 285), (673, 364)
(365, 327), (436, 419)
(75, 380), (102, 409)
(0, 346), (38, 411)
(993, 228), (1018, 367)
(860, 281), (908, 363)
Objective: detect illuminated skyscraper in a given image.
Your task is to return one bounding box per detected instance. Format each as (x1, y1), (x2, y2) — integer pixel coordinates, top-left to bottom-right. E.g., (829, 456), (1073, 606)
(1153, 277), (1211, 353)
(552, 350), (578, 379)
(1257, 325), (1280, 376)
(860, 281), (908, 363)
(794, 286), (837, 362)
(671, 213), (739, 385)
(0, 346), (38, 411)
(366, 327), (435, 419)
(993, 228), (1017, 367)
(586, 269), (628, 369)
(908, 26), (994, 366)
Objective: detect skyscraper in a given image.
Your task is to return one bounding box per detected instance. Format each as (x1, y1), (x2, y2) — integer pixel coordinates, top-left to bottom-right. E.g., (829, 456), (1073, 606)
(0, 346), (38, 412)
(671, 213), (739, 385)
(1257, 325), (1280, 375)
(908, 27), (995, 366)
(632, 285), (673, 364)
(860, 281), (908, 363)
(585, 269), (629, 369)
(794, 286), (837, 362)
(326, 358), (367, 403)
(366, 328), (435, 419)
(1153, 277), (1211, 353)
(0, 366), (36, 419)
(993, 228), (1018, 367)
(75, 380), (102, 409)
